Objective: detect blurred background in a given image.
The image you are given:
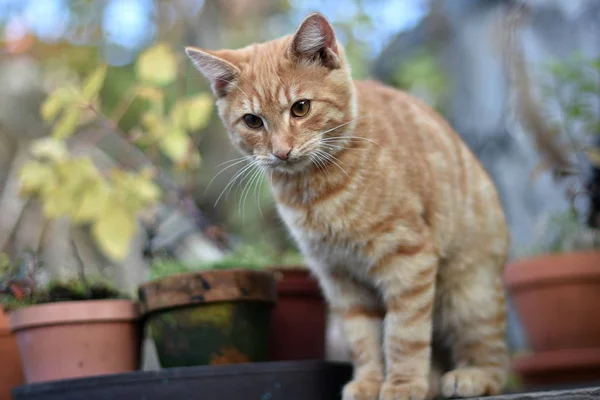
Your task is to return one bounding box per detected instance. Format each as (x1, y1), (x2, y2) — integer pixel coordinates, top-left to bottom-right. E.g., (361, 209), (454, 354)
(0, 0), (599, 367)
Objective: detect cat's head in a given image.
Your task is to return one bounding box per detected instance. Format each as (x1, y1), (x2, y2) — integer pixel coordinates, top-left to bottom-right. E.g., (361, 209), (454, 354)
(185, 12), (357, 174)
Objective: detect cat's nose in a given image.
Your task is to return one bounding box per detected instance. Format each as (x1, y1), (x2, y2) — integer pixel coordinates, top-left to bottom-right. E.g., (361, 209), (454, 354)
(273, 148), (292, 161)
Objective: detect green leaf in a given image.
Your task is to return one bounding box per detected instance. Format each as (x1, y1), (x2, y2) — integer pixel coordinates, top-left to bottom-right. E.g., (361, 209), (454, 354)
(91, 204), (136, 261)
(185, 93), (213, 131)
(135, 43), (178, 87)
(51, 108), (82, 139)
(160, 128), (190, 162)
(169, 100), (188, 130)
(567, 102), (584, 118)
(82, 65), (107, 100)
(18, 161), (55, 196)
(71, 179), (109, 223)
(40, 87), (75, 123)
(30, 137), (69, 161)
(41, 184), (73, 218)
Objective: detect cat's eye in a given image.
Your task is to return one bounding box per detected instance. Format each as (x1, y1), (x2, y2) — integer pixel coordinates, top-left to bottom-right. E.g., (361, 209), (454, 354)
(243, 114), (264, 129)
(291, 100), (311, 118)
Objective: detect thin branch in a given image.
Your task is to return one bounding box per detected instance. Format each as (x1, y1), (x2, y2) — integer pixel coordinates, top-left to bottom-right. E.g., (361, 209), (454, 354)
(70, 238), (91, 298)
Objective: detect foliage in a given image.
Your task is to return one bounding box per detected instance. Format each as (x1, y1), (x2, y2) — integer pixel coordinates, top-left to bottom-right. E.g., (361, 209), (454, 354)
(0, 251), (126, 311)
(18, 42), (214, 261)
(524, 211), (600, 257)
(392, 48), (448, 112)
(150, 245), (304, 280)
(541, 54), (600, 172)
(524, 53), (600, 255)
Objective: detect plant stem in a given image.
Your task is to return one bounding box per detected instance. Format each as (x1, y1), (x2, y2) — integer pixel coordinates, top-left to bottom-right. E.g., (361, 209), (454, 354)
(70, 238), (91, 298)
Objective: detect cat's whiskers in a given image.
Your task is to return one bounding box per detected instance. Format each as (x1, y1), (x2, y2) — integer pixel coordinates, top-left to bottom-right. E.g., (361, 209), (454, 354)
(309, 153), (330, 178)
(239, 164), (264, 219)
(254, 167), (268, 220)
(214, 159), (260, 207)
(314, 149), (349, 177)
(204, 156), (253, 196)
(321, 135), (383, 148)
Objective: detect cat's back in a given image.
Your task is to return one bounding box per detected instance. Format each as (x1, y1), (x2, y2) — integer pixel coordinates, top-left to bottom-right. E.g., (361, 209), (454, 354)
(352, 78), (508, 258)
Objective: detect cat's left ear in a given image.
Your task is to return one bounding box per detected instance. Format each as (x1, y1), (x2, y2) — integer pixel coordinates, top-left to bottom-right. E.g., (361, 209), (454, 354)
(290, 12), (340, 69)
(185, 47), (240, 97)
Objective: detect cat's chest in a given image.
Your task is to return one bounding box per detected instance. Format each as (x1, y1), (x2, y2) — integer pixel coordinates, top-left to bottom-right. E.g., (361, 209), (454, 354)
(275, 202), (369, 269)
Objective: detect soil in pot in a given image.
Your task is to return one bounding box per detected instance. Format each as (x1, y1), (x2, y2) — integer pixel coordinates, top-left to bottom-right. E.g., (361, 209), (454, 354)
(138, 269), (277, 368)
(268, 267), (327, 361)
(8, 284), (140, 384)
(504, 251), (600, 353)
(1, 308), (24, 400)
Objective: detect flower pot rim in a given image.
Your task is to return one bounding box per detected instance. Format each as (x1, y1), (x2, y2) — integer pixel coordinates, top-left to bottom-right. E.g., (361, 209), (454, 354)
(8, 299), (139, 332)
(265, 265), (308, 271)
(512, 347), (600, 373)
(0, 308), (11, 335)
(138, 268), (277, 316)
(505, 250), (600, 291)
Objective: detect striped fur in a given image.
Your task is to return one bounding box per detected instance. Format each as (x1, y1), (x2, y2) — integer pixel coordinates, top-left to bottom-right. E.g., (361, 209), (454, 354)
(187, 12), (510, 400)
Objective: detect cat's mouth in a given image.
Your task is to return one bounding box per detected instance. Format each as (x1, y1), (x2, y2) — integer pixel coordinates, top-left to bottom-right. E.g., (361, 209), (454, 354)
(262, 155), (312, 173)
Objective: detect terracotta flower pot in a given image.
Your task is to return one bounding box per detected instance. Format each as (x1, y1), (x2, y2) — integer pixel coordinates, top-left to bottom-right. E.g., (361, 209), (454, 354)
(0, 309), (24, 400)
(268, 267), (327, 361)
(504, 251), (600, 386)
(9, 299), (141, 384)
(138, 269), (277, 368)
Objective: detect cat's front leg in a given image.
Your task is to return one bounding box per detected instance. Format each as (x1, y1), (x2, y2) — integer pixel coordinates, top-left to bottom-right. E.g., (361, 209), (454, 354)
(313, 268), (385, 400)
(370, 245), (439, 400)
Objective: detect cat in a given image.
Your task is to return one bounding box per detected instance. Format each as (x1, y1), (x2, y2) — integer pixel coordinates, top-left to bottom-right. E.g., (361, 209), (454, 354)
(186, 12), (510, 400)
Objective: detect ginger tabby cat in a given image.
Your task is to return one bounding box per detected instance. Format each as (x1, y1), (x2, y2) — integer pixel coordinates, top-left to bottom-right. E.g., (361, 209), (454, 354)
(186, 12), (509, 400)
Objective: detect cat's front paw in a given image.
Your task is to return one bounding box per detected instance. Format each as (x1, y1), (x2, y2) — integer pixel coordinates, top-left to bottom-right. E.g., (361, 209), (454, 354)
(441, 367), (503, 398)
(342, 378), (382, 400)
(378, 379), (429, 400)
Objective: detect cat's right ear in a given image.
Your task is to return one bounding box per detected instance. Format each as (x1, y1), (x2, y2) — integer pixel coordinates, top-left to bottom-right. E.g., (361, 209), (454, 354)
(185, 47), (240, 97)
(290, 12), (340, 69)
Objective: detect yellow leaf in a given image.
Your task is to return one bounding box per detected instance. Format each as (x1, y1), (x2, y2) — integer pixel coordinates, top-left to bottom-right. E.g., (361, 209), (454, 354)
(186, 93), (213, 131)
(71, 179), (109, 223)
(160, 128), (190, 162)
(136, 85), (163, 101)
(109, 169), (161, 211)
(18, 161), (55, 195)
(82, 65), (107, 100)
(91, 205), (136, 261)
(141, 111), (165, 139)
(41, 184), (72, 218)
(585, 148), (600, 167)
(30, 137), (69, 161)
(137, 85), (165, 115)
(135, 43), (177, 87)
(132, 177), (161, 204)
(169, 100), (188, 129)
(51, 107), (82, 139)
(40, 87), (76, 123)
(175, 150), (201, 171)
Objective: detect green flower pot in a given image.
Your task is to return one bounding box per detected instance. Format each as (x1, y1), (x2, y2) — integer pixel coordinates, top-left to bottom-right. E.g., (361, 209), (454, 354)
(138, 269), (277, 367)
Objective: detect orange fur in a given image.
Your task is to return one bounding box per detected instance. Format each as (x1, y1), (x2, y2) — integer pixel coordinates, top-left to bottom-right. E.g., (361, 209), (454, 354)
(187, 12), (510, 400)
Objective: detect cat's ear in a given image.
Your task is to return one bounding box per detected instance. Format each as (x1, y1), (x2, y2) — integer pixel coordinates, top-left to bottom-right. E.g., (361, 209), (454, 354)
(290, 12), (340, 69)
(185, 47), (240, 97)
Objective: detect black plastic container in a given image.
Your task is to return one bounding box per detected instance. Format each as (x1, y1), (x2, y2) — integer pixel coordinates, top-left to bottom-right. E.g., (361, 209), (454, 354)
(12, 361), (352, 400)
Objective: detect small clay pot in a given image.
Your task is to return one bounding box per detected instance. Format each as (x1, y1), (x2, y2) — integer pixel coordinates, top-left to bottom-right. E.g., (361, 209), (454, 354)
(505, 251), (600, 386)
(138, 269), (277, 368)
(9, 300), (140, 384)
(0, 308), (24, 400)
(505, 251), (600, 352)
(267, 267), (327, 361)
